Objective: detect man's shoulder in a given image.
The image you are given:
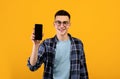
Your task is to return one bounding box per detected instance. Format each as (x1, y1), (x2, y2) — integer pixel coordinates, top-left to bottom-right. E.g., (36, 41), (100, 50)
(42, 37), (55, 43)
(71, 37), (83, 45)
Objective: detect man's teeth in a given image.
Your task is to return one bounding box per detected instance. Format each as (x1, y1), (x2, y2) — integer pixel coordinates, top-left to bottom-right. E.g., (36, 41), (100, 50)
(59, 29), (65, 31)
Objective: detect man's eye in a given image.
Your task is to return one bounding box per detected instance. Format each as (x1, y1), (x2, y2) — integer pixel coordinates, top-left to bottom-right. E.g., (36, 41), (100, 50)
(63, 21), (68, 24)
(58, 21), (61, 24)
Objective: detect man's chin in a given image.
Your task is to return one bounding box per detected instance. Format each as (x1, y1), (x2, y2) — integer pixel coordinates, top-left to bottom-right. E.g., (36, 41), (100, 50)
(59, 32), (67, 36)
(57, 30), (67, 36)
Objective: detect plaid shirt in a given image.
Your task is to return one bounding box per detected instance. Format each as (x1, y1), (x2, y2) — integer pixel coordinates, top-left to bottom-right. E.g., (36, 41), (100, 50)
(27, 34), (88, 79)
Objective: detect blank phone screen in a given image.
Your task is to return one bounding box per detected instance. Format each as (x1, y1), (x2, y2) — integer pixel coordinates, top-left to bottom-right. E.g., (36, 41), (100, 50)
(35, 24), (43, 40)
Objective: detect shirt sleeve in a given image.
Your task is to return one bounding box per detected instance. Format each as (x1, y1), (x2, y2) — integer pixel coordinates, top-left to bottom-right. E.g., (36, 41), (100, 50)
(27, 42), (46, 71)
(80, 43), (89, 79)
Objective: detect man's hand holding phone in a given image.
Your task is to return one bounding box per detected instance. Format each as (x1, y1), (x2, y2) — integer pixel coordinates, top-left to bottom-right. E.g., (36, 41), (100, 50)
(30, 24), (43, 66)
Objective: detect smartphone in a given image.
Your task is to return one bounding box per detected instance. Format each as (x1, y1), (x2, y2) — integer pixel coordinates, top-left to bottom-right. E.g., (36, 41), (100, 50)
(35, 24), (43, 40)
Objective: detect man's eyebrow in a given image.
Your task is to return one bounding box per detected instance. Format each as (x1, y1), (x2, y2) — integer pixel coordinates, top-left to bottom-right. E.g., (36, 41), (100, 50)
(55, 20), (69, 22)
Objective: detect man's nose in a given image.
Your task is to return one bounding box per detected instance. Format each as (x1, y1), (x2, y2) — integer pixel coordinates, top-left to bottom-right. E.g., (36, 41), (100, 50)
(60, 23), (65, 27)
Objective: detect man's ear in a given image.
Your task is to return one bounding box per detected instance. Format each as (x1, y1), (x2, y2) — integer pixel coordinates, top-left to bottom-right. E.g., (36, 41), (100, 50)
(53, 22), (55, 27)
(69, 22), (71, 26)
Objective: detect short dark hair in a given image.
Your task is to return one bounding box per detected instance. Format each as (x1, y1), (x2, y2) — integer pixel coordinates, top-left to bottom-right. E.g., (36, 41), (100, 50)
(55, 10), (70, 19)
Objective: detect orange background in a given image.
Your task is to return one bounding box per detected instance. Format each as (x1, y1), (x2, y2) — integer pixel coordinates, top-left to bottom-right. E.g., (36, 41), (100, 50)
(0, 0), (120, 79)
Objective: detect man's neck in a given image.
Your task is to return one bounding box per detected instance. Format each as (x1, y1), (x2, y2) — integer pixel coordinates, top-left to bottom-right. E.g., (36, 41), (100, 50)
(57, 33), (69, 41)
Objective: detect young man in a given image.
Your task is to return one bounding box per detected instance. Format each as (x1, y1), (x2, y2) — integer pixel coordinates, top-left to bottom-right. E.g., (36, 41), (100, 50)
(27, 10), (89, 79)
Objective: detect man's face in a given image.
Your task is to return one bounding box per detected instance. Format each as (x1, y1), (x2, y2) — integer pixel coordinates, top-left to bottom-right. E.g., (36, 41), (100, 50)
(54, 16), (70, 36)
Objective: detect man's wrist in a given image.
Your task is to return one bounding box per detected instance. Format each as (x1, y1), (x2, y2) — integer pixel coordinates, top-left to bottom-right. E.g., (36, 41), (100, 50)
(33, 44), (40, 48)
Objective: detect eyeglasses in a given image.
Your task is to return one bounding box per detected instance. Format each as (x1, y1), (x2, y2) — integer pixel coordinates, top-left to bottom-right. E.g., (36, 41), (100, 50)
(54, 20), (69, 26)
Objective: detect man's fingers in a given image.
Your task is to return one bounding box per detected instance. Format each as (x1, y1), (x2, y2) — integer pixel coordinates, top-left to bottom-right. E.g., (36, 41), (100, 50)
(31, 33), (35, 40)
